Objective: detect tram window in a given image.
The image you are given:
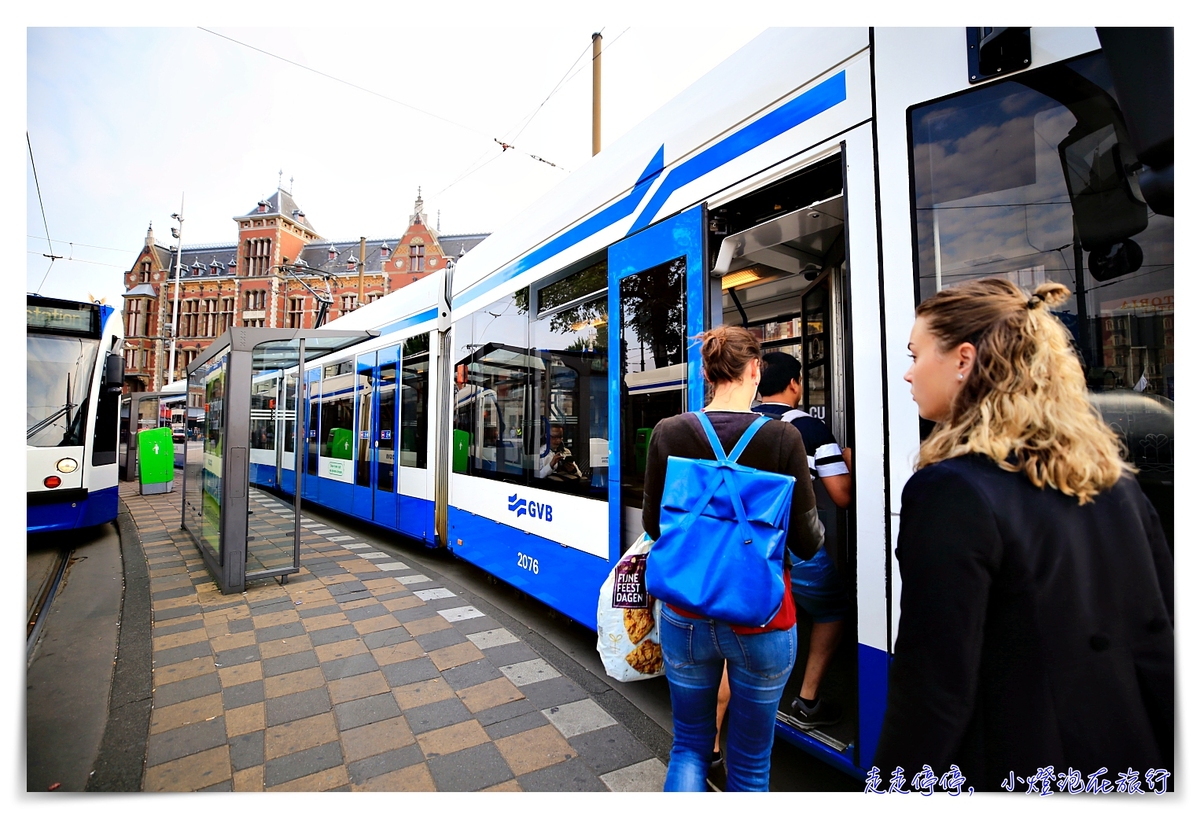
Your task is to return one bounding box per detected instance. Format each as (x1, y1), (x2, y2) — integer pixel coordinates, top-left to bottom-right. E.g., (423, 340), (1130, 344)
(537, 257), (607, 314)
(355, 357), (374, 486)
(910, 50), (1174, 543)
(530, 286), (608, 499)
(378, 363), (396, 490)
(320, 363), (355, 461)
(250, 376), (277, 451)
(401, 334), (430, 469)
(283, 373), (296, 454)
(306, 373), (320, 475)
(453, 290), (531, 484)
(618, 257), (687, 515)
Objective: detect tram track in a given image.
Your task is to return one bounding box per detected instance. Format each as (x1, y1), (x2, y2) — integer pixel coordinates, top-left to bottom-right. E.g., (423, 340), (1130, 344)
(28, 548), (71, 664)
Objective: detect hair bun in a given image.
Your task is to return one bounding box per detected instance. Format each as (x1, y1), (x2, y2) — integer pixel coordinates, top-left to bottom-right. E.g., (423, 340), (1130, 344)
(1032, 281), (1070, 309)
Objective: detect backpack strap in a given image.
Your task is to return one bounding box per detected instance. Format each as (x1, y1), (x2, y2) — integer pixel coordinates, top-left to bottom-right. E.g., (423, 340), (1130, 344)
(693, 411), (769, 464)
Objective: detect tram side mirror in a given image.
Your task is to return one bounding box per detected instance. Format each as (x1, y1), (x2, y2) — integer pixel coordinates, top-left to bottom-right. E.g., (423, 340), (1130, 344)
(1096, 28), (1173, 218)
(105, 353), (125, 390)
(1058, 125), (1148, 281)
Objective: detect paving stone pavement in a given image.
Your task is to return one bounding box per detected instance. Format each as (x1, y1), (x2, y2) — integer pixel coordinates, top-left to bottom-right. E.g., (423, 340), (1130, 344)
(119, 482), (667, 792)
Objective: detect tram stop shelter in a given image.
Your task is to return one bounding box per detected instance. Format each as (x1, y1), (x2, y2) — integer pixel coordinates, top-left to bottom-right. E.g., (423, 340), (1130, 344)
(183, 327), (377, 594)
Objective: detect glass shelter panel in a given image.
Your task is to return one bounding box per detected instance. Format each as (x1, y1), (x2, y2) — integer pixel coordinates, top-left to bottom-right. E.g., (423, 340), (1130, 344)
(910, 50), (1174, 542)
(184, 352), (228, 560)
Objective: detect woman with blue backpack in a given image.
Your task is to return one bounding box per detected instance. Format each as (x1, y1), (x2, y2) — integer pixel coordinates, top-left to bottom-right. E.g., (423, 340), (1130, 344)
(642, 325), (825, 791)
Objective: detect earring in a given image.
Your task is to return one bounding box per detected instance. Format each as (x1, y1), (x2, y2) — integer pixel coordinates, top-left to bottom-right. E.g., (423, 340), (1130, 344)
(958, 373), (964, 381)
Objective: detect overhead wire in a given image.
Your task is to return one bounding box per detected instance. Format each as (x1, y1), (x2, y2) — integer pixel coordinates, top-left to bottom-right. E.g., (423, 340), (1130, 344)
(198, 27), (565, 175)
(28, 132), (62, 293)
(437, 27), (630, 198)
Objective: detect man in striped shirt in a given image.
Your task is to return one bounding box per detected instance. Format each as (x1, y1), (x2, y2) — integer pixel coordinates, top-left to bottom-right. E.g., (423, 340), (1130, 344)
(709, 351), (855, 788)
(755, 351), (851, 729)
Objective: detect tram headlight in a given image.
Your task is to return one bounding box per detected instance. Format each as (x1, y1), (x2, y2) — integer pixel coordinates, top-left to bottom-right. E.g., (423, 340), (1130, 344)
(56, 458), (79, 474)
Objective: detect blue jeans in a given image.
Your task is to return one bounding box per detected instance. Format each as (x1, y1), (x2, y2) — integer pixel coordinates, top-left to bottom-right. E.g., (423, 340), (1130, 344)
(658, 603), (797, 792)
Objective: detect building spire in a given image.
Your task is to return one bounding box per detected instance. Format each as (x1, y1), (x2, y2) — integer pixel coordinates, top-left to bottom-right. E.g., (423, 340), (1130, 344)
(146, 222), (155, 247)
(411, 188), (425, 226)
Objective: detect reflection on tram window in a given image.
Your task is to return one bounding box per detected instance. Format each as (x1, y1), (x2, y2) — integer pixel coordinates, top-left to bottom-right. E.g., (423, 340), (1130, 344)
(320, 361), (354, 461)
(452, 258), (611, 499)
(910, 50), (1173, 542)
(250, 374), (277, 451)
(453, 290), (532, 484)
(283, 373), (297, 455)
(530, 282), (608, 499)
(618, 256), (687, 513)
(355, 355), (374, 487)
(378, 362), (396, 491)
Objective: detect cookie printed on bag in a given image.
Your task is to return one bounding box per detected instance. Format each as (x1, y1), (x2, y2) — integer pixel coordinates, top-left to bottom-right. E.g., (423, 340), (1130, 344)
(625, 639), (663, 675)
(623, 607), (654, 643)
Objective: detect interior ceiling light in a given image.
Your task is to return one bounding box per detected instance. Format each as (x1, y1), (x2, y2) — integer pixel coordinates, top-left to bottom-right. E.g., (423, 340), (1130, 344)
(720, 269), (763, 291)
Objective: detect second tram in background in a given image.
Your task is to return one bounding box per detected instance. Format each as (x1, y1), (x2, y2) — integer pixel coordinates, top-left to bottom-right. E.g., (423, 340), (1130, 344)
(241, 27), (1173, 779)
(27, 294), (125, 533)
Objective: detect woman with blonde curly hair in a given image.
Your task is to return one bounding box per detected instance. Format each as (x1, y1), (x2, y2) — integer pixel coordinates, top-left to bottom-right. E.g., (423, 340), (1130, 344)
(873, 278), (1173, 791)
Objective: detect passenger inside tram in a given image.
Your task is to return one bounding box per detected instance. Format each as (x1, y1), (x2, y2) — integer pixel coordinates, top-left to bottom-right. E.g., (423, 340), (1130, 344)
(755, 351), (852, 727)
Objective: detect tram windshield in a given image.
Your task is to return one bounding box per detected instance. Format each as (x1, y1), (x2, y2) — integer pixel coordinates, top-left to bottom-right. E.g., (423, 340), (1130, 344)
(27, 333), (99, 447)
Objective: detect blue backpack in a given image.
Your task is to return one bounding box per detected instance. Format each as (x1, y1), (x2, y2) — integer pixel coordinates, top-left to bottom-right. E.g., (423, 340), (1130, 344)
(645, 411), (795, 627)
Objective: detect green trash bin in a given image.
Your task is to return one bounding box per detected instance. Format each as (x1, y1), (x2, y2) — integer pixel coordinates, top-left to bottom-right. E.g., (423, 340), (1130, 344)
(453, 429), (471, 474)
(138, 426), (175, 495)
(634, 427), (654, 476)
(327, 427), (354, 460)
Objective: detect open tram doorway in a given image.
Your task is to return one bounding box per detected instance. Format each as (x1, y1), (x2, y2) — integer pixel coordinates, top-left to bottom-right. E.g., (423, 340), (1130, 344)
(709, 154), (858, 759)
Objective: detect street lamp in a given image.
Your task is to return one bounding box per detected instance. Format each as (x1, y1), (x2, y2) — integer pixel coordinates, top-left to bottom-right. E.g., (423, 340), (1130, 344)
(166, 197), (184, 387)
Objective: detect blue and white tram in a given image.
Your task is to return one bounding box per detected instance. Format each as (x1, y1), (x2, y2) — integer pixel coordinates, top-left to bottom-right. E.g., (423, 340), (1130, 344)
(259, 27), (1174, 780)
(250, 273), (445, 543)
(27, 294), (125, 533)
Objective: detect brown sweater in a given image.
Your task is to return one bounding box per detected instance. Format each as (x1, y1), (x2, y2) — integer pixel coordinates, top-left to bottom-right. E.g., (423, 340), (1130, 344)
(641, 410), (823, 563)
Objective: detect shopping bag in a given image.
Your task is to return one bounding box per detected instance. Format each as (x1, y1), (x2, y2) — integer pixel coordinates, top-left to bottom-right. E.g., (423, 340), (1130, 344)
(596, 533), (664, 682)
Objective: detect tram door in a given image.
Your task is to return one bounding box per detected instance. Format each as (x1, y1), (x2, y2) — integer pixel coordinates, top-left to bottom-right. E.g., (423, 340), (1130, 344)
(606, 205), (708, 560)
(349, 348), (401, 529)
(351, 351), (377, 520)
(374, 347), (400, 529)
(711, 159), (856, 756)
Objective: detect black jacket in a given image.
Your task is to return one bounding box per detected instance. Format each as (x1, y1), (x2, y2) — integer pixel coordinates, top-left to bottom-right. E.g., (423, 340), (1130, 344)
(873, 454), (1173, 791)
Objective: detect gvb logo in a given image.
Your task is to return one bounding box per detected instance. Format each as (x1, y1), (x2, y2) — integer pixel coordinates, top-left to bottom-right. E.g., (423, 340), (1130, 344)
(507, 493), (553, 522)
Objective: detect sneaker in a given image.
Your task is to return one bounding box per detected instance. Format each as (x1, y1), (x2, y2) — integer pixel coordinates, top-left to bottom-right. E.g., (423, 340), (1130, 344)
(790, 696), (842, 728)
(707, 751), (727, 792)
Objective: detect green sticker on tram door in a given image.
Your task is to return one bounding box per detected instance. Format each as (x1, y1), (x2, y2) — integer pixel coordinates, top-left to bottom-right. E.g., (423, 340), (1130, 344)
(138, 426), (175, 494)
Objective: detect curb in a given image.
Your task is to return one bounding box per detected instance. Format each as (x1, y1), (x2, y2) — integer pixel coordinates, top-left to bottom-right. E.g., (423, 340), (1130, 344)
(86, 501), (153, 791)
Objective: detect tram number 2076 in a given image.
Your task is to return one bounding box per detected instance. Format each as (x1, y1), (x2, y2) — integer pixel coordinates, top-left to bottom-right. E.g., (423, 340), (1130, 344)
(516, 552), (540, 575)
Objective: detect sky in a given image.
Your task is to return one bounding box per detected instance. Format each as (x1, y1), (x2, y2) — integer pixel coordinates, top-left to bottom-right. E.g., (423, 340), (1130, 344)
(19, 13), (789, 311)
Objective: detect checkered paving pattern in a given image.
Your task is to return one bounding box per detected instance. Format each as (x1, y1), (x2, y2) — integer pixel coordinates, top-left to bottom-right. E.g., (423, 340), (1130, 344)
(119, 482), (667, 792)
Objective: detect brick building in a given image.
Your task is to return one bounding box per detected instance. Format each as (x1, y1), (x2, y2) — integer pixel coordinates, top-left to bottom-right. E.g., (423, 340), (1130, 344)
(122, 189), (486, 391)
